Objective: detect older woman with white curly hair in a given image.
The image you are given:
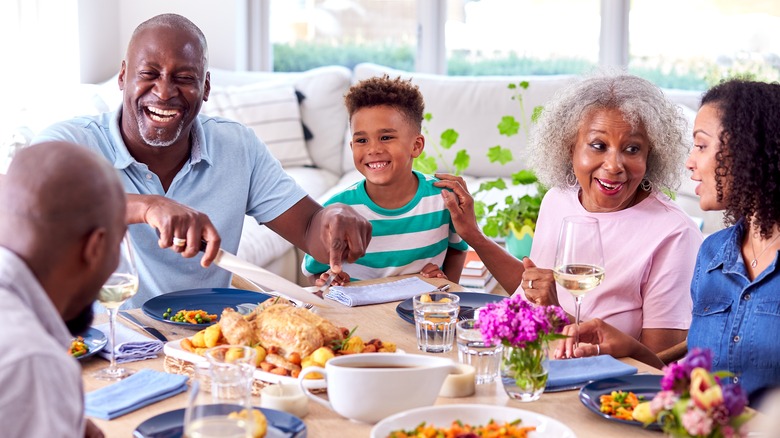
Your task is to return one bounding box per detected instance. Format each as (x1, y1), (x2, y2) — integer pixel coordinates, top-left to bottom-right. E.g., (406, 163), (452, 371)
(436, 73), (702, 355)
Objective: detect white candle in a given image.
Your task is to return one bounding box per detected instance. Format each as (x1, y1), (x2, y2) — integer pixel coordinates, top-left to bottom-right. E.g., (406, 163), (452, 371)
(438, 364), (476, 398)
(260, 383), (309, 418)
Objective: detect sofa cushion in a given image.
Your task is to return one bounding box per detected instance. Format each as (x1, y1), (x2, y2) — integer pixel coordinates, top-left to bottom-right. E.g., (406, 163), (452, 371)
(209, 66), (352, 176)
(353, 63), (580, 178)
(202, 82), (312, 167)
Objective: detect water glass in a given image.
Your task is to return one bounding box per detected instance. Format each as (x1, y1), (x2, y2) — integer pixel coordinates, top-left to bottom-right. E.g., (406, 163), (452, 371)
(413, 292), (460, 353)
(184, 345), (258, 438)
(456, 318), (502, 384)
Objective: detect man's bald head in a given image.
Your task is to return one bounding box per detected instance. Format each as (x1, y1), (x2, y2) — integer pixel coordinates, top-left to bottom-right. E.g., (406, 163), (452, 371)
(0, 142), (127, 321)
(129, 13), (208, 68)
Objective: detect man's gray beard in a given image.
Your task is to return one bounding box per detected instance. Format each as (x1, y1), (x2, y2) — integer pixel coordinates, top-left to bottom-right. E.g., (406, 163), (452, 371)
(140, 122), (184, 148)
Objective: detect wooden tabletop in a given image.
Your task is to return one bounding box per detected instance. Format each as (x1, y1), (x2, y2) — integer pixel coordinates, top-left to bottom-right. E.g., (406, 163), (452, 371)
(81, 275), (662, 437)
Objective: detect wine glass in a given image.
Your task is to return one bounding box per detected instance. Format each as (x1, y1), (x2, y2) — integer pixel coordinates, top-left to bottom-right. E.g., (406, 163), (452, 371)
(553, 216), (605, 348)
(92, 234), (139, 380)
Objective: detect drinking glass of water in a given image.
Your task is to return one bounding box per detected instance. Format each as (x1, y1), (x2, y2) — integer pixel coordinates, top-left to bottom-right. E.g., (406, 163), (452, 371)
(413, 292), (460, 353)
(456, 318), (502, 384)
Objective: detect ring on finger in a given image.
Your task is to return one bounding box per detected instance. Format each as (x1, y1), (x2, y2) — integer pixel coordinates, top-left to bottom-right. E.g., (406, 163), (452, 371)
(596, 344), (601, 355)
(173, 237), (187, 247)
(528, 279), (534, 289)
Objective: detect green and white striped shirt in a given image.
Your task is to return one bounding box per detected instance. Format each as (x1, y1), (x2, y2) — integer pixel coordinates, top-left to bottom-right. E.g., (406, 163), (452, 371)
(302, 171), (467, 280)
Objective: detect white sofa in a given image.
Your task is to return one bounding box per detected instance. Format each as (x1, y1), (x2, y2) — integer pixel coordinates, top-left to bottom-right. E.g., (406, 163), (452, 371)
(2, 63), (721, 285)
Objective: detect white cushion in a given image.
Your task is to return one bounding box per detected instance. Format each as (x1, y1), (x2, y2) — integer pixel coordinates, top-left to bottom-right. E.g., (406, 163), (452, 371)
(353, 63), (580, 178)
(202, 82), (312, 167)
(209, 66), (352, 176)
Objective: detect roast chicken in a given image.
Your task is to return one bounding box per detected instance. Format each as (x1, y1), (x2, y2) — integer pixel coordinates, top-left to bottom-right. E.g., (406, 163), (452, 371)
(219, 303), (343, 358)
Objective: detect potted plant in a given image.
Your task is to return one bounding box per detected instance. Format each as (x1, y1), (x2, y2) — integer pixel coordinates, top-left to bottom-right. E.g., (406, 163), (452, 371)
(415, 82), (546, 259)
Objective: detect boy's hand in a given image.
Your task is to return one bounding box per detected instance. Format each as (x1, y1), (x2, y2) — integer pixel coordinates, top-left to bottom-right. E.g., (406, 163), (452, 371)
(315, 270), (350, 287)
(420, 263), (448, 280)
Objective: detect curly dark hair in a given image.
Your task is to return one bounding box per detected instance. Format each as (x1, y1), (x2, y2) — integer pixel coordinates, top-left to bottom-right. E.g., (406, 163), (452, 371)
(345, 75), (425, 131)
(701, 79), (780, 238)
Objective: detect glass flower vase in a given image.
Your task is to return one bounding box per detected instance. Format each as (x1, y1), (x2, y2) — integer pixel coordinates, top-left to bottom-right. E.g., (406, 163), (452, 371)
(500, 343), (549, 402)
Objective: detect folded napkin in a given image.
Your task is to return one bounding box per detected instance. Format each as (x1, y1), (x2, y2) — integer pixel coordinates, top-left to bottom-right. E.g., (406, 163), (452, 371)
(327, 277), (439, 306)
(95, 322), (163, 363)
(85, 369), (188, 420)
(546, 355), (638, 390)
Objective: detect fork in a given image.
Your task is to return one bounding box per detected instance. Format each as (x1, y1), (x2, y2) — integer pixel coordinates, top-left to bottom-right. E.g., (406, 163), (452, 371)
(312, 271), (336, 299)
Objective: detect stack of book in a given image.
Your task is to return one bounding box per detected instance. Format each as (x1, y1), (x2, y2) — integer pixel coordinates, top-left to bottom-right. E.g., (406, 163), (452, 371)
(459, 250), (498, 293)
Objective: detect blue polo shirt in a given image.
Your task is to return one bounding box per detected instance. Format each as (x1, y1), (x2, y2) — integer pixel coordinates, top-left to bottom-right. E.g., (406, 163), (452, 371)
(688, 219), (780, 402)
(34, 110), (307, 307)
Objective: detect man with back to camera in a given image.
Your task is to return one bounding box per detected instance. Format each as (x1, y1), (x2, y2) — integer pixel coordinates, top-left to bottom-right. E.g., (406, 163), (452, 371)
(33, 13), (372, 306)
(0, 141), (127, 437)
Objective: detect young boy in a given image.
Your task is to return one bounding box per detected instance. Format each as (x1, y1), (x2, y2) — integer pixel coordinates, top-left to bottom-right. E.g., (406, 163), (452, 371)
(302, 75), (468, 285)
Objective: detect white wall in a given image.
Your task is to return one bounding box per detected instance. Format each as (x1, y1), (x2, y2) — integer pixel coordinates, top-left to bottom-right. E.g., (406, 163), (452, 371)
(77, 0), (248, 83)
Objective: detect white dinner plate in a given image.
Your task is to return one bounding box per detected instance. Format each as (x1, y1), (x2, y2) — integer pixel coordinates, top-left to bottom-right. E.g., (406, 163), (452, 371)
(371, 404), (576, 438)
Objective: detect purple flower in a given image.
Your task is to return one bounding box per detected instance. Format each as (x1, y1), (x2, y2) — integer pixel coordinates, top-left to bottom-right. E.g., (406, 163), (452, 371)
(477, 295), (567, 349)
(660, 362), (689, 392)
(683, 348), (713, 373)
(721, 384), (747, 417)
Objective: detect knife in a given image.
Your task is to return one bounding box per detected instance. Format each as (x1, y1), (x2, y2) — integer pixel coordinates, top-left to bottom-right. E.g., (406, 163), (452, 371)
(198, 239), (331, 308)
(118, 311), (168, 342)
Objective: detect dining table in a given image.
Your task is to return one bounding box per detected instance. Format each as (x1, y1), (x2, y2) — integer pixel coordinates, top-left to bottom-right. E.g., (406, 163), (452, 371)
(81, 274), (663, 437)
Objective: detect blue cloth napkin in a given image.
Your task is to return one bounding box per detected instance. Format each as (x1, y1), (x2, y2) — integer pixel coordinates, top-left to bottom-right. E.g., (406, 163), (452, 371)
(95, 322), (163, 363)
(326, 277), (438, 306)
(546, 355), (638, 390)
(85, 369), (188, 420)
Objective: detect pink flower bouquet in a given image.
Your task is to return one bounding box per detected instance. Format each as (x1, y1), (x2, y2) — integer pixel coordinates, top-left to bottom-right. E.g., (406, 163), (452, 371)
(633, 348), (754, 437)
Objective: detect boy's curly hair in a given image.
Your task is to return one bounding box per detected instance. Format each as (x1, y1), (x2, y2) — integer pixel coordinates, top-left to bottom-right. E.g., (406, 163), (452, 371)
(701, 79), (780, 237)
(345, 75), (425, 131)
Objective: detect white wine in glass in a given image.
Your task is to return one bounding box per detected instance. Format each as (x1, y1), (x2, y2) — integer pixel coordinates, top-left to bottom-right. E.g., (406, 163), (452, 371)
(553, 216), (605, 348)
(93, 234), (139, 380)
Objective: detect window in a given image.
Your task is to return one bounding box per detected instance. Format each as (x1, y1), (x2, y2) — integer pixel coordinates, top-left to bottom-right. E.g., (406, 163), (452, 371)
(629, 0), (780, 90)
(444, 0), (600, 76)
(270, 0), (417, 72)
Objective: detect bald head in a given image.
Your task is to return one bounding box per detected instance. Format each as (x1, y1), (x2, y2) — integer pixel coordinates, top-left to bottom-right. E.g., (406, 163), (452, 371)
(0, 142), (126, 312)
(129, 13), (208, 68)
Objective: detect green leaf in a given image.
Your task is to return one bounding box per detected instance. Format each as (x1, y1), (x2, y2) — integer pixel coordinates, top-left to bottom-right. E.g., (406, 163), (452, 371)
(453, 149), (470, 175)
(518, 81), (530, 89)
(413, 153), (438, 174)
(487, 145), (513, 165)
(482, 219), (500, 238)
(507, 83), (516, 89)
(477, 178), (507, 192)
(497, 116), (520, 137)
(473, 200), (486, 217)
(531, 105), (544, 123)
(423, 112), (432, 122)
(512, 169), (538, 185)
(440, 128), (459, 149)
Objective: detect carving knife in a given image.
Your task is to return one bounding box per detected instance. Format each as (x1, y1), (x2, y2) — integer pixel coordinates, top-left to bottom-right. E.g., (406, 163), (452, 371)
(118, 311), (168, 342)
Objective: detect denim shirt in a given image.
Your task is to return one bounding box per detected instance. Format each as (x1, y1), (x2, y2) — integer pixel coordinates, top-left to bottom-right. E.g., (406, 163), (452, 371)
(688, 219), (780, 400)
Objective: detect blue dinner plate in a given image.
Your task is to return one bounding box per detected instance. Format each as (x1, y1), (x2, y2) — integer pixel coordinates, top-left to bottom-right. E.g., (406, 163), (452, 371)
(395, 292), (505, 324)
(142, 288), (272, 328)
(71, 327), (107, 361)
(579, 374), (663, 430)
(132, 407), (306, 438)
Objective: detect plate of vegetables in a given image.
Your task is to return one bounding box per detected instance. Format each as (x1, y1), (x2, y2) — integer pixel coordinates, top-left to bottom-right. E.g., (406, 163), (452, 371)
(578, 374), (662, 430)
(69, 327), (107, 360)
(142, 288), (272, 327)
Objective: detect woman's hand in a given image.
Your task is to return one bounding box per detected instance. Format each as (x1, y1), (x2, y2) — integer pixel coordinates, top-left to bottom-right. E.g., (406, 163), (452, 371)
(520, 257), (559, 306)
(420, 262), (448, 279)
(554, 318), (664, 368)
(433, 174), (482, 242)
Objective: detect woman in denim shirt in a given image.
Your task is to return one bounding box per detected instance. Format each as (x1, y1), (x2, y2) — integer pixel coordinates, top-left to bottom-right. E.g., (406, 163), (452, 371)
(555, 79), (780, 405)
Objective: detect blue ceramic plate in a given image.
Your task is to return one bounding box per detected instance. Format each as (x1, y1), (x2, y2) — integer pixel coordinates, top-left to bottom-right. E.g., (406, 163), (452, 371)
(141, 288), (272, 328)
(579, 374), (663, 430)
(71, 327), (107, 361)
(132, 407), (306, 438)
(395, 292), (505, 324)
